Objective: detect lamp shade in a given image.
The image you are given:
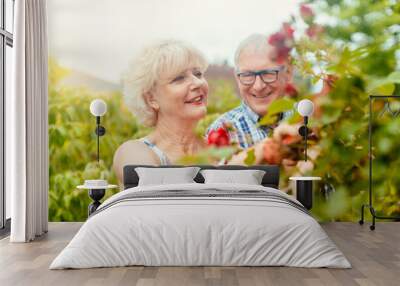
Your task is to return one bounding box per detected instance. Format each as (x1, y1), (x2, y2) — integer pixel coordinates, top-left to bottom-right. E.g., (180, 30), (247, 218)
(90, 99), (107, 117)
(297, 99), (314, 117)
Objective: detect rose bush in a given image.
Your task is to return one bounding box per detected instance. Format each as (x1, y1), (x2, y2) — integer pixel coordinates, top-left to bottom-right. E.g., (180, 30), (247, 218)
(251, 0), (400, 221)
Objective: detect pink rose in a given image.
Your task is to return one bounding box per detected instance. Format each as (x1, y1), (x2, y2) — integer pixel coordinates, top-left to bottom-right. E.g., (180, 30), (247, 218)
(300, 4), (314, 23)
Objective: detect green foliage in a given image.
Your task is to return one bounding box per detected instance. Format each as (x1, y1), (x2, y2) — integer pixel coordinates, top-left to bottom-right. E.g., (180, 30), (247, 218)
(207, 79), (241, 114)
(294, 0), (400, 221)
(49, 60), (138, 221)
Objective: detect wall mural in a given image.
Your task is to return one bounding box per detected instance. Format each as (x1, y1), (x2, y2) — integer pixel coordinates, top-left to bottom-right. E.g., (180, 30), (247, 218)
(48, 0), (400, 222)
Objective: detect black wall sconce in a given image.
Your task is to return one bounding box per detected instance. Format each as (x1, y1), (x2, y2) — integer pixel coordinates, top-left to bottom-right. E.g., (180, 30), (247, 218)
(89, 99), (107, 163)
(297, 99), (314, 161)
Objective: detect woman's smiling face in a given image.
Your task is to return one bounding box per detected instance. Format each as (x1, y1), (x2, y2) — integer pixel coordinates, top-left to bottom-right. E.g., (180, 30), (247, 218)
(149, 66), (209, 125)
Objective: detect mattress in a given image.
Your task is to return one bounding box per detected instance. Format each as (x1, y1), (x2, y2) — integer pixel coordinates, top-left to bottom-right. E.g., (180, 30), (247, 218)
(50, 183), (351, 269)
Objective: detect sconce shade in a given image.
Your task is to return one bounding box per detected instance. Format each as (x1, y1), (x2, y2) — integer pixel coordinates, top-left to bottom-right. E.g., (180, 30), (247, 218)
(90, 99), (107, 117)
(297, 99), (314, 117)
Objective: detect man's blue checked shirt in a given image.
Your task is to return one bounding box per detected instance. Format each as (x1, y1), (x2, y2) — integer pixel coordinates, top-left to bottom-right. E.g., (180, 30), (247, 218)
(206, 102), (294, 149)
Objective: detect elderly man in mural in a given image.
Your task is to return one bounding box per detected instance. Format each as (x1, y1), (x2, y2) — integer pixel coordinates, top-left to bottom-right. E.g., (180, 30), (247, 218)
(206, 33), (298, 165)
(206, 33), (295, 148)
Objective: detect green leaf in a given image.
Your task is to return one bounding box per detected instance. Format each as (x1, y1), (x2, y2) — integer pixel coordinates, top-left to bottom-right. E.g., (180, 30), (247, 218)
(311, 76), (320, 85)
(258, 115), (277, 126)
(209, 146), (236, 159)
(287, 112), (302, 124)
(267, 98), (296, 114)
(387, 71), (400, 83)
(258, 98), (296, 125)
(367, 71), (400, 95)
(368, 80), (395, 95)
(373, 83), (395, 95)
(244, 149), (255, 166)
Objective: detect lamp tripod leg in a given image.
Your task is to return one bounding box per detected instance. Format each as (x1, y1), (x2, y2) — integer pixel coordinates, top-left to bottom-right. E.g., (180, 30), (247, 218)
(370, 207), (376, 231)
(359, 204), (366, 225)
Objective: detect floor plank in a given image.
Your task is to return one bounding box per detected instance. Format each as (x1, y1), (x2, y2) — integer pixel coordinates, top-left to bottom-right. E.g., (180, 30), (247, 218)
(0, 222), (399, 286)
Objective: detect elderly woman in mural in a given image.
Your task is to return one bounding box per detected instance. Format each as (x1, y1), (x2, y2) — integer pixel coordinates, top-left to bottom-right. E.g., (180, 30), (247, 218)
(113, 40), (209, 182)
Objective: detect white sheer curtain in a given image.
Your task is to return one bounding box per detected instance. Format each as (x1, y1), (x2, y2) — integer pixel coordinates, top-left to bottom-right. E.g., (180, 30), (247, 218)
(7, 0), (49, 242)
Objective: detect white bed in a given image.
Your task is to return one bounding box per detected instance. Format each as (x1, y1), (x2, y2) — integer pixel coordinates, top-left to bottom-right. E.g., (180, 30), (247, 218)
(50, 182), (351, 269)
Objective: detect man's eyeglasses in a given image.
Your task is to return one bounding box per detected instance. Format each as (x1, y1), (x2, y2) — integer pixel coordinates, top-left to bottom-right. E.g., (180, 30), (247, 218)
(237, 66), (285, 86)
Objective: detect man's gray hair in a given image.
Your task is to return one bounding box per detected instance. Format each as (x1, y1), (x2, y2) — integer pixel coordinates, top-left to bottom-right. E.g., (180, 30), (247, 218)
(234, 33), (270, 71)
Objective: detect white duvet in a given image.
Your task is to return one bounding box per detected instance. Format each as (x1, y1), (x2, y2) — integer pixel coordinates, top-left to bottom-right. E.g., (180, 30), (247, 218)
(50, 183), (351, 269)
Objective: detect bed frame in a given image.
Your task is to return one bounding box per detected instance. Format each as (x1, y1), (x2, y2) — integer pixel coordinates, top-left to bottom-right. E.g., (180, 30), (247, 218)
(123, 165), (280, 190)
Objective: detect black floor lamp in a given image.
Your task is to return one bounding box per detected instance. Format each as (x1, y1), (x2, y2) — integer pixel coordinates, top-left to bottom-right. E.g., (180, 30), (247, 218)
(290, 99), (320, 210)
(83, 99), (109, 216)
(359, 95), (400, 230)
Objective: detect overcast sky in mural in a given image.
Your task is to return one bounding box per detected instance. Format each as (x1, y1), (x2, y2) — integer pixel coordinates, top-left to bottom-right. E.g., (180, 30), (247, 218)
(48, 0), (302, 84)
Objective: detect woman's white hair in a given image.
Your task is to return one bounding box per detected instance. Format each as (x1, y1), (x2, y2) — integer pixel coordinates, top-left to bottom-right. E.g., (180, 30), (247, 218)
(234, 33), (269, 71)
(123, 39), (208, 127)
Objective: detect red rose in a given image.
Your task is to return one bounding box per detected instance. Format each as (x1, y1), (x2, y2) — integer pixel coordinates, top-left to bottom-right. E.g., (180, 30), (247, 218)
(284, 83), (298, 97)
(268, 33), (291, 63)
(207, 127), (230, 147)
(277, 47), (292, 64)
(268, 23), (295, 64)
(300, 4), (314, 23)
(268, 32), (286, 46)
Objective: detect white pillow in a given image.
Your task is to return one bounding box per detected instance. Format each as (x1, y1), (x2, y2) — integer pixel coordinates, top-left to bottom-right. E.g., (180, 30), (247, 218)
(135, 167), (200, 186)
(200, 169), (266, 185)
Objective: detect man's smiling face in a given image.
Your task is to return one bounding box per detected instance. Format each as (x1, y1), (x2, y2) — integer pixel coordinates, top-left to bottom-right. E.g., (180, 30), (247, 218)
(235, 46), (290, 117)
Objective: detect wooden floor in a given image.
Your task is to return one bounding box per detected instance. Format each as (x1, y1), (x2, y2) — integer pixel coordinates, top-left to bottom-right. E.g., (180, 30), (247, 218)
(0, 222), (399, 286)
